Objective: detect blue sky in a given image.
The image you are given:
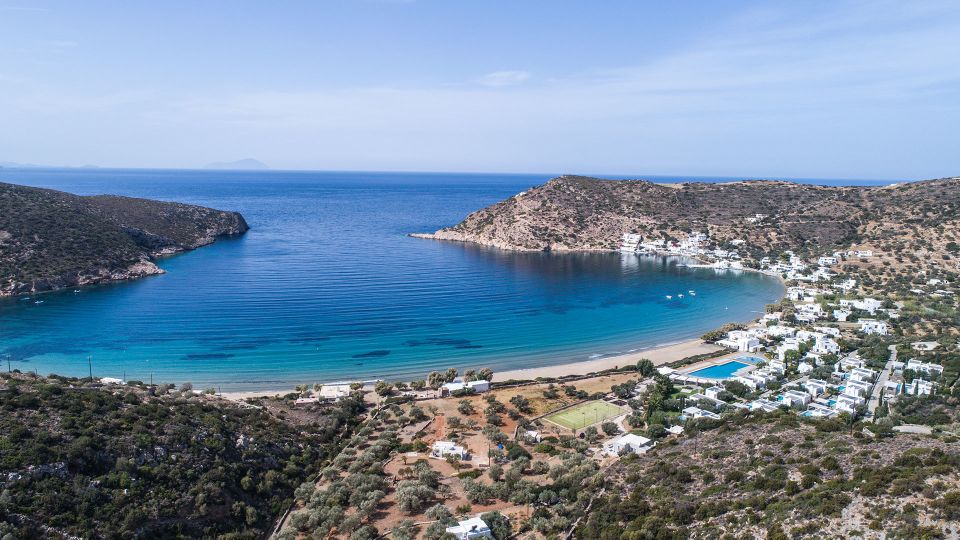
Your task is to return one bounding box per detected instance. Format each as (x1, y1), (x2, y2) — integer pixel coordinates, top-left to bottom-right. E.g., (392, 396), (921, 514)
(1, 1), (958, 179)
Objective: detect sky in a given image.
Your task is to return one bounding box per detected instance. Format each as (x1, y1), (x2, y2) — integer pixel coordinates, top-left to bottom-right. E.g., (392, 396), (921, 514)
(1, 0), (958, 179)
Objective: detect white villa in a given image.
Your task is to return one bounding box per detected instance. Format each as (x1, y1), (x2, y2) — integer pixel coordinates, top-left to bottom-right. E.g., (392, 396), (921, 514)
(906, 359), (944, 377)
(681, 406), (721, 421)
(441, 379), (491, 395)
(704, 385), (726, 400)
(858, 319), (889, 336)
(446, 517), (494, 540)
(718, 330), (761, 352)
(905, 378), (935, 396)
(318, 384), (353, 401)
(431, 441), (467, 459)
(782, 390), (812, 407)
(849, 367), (878, 383)
(805, 379), (829, 396)
(603, 433), (655, 456)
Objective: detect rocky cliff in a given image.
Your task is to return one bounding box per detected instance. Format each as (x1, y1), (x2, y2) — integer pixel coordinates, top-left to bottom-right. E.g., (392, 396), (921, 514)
(0, 182), (249, 296)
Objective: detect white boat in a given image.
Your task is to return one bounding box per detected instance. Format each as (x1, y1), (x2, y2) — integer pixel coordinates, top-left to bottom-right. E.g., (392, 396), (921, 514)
(34, 300), (44, 304)
(678, 294), (684, 298)
(665, 295), (672, 300)
(73, 289), (81, 293)
(688, 290), (696, 295)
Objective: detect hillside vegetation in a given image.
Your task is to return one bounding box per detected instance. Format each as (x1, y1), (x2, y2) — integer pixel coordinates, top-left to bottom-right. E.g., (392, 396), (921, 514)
(0, 182), (249, 296)
(0, 372), (365, 538)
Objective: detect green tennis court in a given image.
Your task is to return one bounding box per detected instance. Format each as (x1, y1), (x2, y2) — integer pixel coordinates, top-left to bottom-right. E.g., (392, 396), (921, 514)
(544, 401), (625, 430)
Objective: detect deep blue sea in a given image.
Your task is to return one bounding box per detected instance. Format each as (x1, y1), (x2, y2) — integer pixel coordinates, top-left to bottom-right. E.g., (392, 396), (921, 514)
(0, 168), (889, 391)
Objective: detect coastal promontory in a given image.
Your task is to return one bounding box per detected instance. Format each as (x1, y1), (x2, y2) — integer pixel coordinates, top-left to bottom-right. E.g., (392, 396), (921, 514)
(414, 175), (960, 281)
(0, 181), (249, 296)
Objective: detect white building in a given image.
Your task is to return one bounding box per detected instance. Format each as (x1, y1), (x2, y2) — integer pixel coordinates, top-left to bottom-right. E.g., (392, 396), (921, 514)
(818, 256), (838, 266)
(446, 517), (494, 540)
(905, 378), (935, 396)
(704, 386), (725, 400)
(849, 367), (877, 383)
(833, 309), (852, 322)
(431, 441), (467, 459)
(603, 433), (655, 456)
(840, 298), (883, 315)
(747, 399), (780, 413)
(858, 319), (889, 336)
(805, 379), (829, 396)
(717, 330), (761, 352)
(906, 359), (944, 377)
(844, 380), (872, 398)
(766, 325), (796, 338)
(318, 384), (353, 401)
(620, 233), (643, 252)
(441, 379), (491, 395)
(782, 390), (812, 407)
(681, 406), (721, 421)
(835, 394), (865, 413)
(812, 337), (840, 356)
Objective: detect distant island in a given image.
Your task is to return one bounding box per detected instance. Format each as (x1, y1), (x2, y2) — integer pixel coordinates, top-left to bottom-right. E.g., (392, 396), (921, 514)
(204, 158), (270, 170)
(0, 182), (249, 297)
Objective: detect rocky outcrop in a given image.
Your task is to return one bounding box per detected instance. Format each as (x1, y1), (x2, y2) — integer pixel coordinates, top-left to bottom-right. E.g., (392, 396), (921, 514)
(0, 182), (249, 296)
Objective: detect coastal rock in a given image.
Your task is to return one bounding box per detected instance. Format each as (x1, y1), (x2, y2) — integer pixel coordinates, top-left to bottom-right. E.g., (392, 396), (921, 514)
(0, 181), (249, 297)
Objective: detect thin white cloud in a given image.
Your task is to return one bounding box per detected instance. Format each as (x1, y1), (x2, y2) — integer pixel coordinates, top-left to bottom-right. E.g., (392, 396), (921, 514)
(2, 0), (958, 177)
(477, 70), (531, 87)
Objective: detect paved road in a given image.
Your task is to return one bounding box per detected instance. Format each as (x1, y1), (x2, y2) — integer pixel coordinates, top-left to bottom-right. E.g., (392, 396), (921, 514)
(866, 345), (897, 421)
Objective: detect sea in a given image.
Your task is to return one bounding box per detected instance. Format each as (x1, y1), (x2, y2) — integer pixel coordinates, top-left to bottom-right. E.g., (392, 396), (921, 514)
(0, 168), (894, 391)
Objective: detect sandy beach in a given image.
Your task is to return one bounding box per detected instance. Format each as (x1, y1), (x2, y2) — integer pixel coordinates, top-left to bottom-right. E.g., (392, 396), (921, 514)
(216, 339), (721, 401)
(492, 338), (721, 382)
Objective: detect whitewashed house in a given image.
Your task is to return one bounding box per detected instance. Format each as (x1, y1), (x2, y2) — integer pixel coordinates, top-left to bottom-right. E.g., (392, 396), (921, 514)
(718, 330), (761, 352)
(446, 517), (494, 540)
(905, 378), (935, 396)
(906, 359), (944, 377)
(704, 386), (725, 400)
(681, 406), (721, 421)
(805, 379), (829, 396)
(431, 441), (467, 459)
(849, 367), (877, 383)
(604, 433), (655, 456)
(833, 309), (852, 322)
(782, 390), (812, 407)
(858, 319), (889, 336)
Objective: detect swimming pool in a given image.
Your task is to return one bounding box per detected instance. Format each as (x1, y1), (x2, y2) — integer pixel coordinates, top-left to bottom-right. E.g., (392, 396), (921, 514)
(688, 360), (751, 379)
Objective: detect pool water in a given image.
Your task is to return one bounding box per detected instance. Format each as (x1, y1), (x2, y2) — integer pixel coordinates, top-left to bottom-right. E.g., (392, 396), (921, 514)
(688, 360), (751, 379)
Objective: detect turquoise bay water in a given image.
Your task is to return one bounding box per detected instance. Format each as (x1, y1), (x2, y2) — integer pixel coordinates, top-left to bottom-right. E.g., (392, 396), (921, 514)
(0, 169), (789, 391)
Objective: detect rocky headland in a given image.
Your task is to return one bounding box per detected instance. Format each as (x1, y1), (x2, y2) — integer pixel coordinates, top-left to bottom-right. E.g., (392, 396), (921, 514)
(0, 181), (249, 296)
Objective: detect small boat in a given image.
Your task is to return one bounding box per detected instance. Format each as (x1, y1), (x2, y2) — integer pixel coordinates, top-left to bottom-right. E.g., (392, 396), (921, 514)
(73, 289), (81, 293)
(665, 295), (673, 300)
(678, 294), (685, 298)
(34, 300), (44, 304)
(20, 297), (31, 301)
(688, 290), (696, 295)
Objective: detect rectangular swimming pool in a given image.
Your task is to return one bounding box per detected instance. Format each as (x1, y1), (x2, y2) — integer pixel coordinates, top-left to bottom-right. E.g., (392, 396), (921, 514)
(688, 360), (751, 379)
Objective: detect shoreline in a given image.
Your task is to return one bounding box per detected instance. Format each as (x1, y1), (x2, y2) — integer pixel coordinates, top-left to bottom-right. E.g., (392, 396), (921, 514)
(490, 338), (722, 382)
(217, 338), (724, 401)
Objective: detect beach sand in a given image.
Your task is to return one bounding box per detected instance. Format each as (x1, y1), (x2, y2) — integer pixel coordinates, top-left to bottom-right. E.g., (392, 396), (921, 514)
(492, 338), (721, 382)
(216, 338), (721, 401)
